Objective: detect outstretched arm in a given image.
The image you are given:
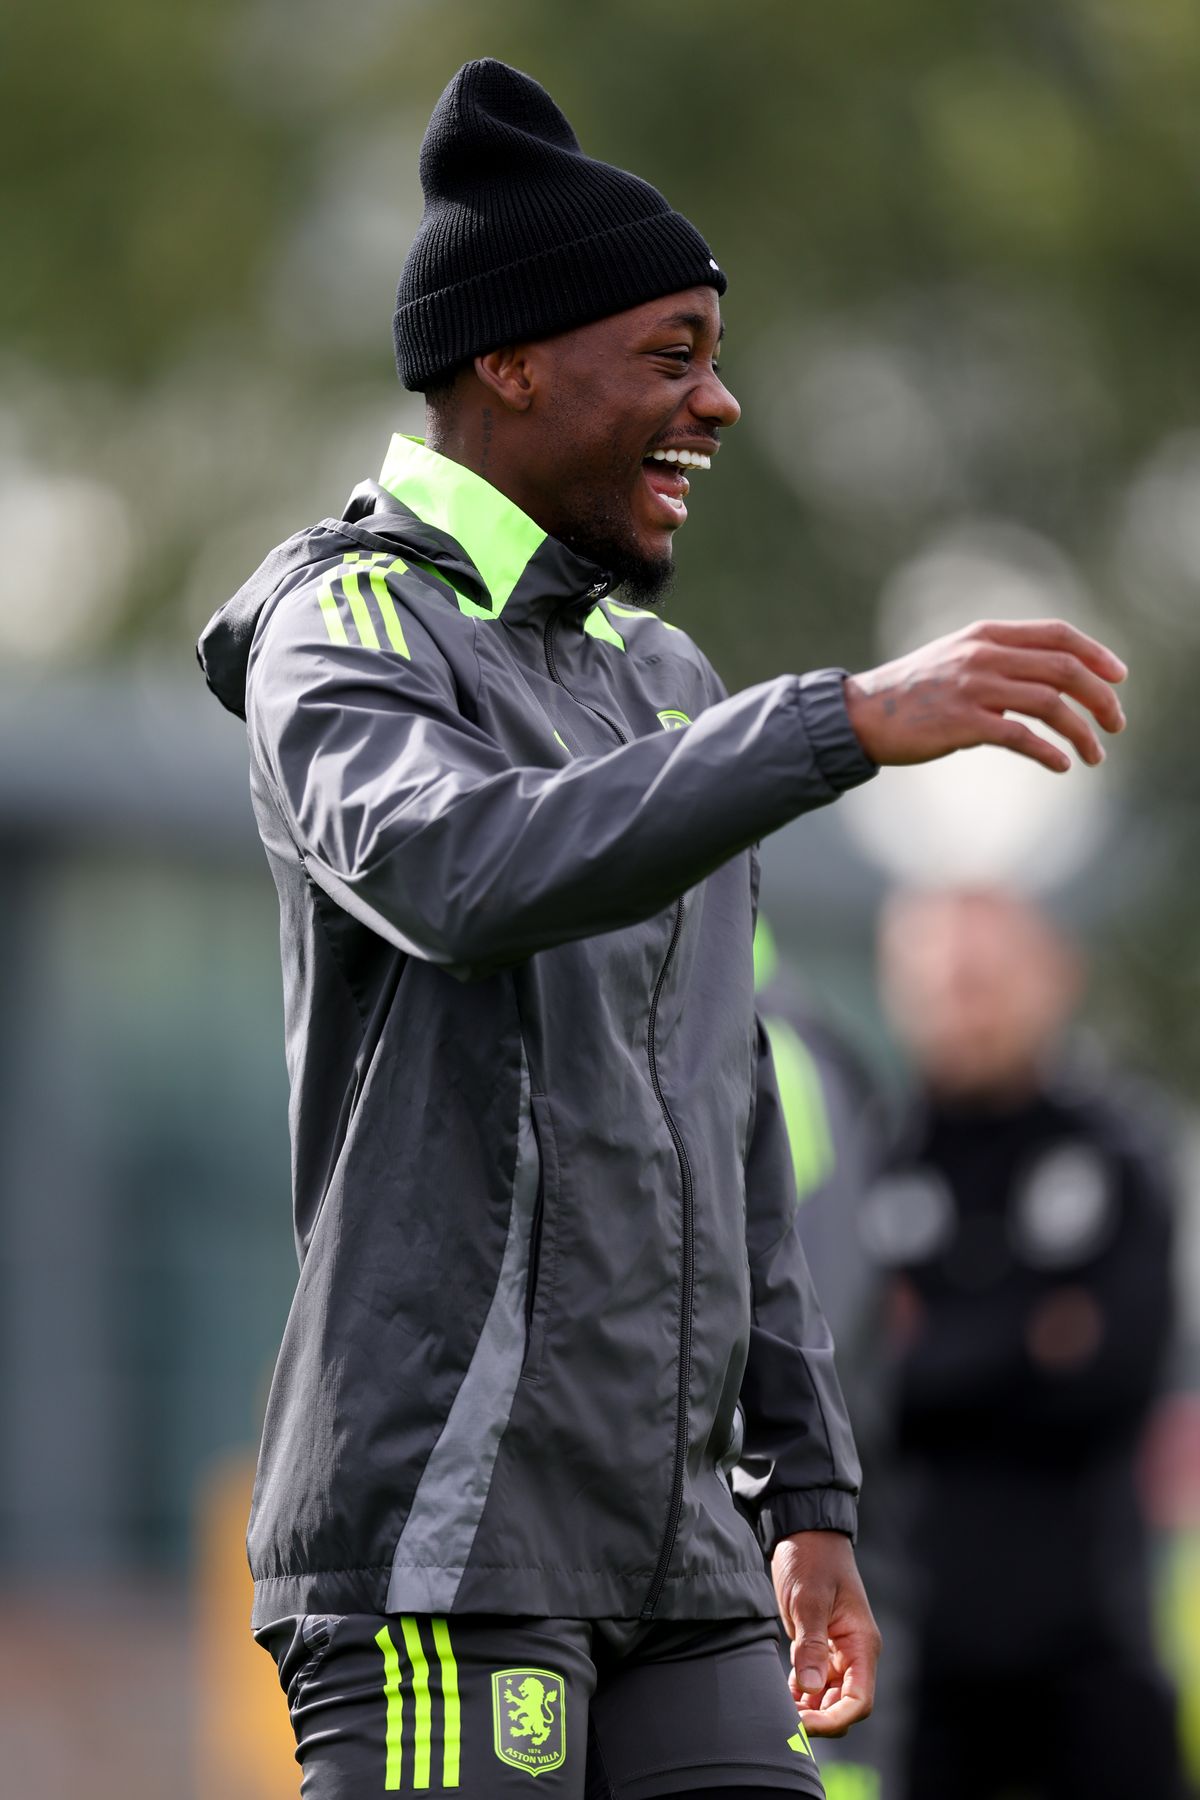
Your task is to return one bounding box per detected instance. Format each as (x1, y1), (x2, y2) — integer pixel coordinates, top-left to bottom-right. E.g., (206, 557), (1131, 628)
(250, 569), (1126, 980)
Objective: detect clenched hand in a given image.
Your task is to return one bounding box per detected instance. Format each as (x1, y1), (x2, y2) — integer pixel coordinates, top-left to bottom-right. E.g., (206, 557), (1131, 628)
(772, 1530), (880, 1737)
(844, 619), (1127, 772)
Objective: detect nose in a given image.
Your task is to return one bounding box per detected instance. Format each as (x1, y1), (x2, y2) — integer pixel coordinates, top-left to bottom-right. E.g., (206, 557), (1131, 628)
(692, 365), (741, 430)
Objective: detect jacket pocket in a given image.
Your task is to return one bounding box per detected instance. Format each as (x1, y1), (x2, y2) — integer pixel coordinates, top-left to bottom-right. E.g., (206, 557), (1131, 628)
(522, 1091), (561, 1384)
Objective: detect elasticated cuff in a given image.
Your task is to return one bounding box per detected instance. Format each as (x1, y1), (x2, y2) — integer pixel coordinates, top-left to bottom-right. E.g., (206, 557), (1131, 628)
(795, 669), (877, 795)
(757, 1487), (859, 1557)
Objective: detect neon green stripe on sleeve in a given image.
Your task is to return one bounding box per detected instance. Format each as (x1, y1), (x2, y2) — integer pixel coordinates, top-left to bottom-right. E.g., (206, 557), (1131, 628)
(318, 573), (349, 646)
(432, 1618), (461, 1789)
(400, 1615), (432, 1789)
(339, 556), (380, 650)
(370, 562), (412, 658)
(405, 556), (486, 618)
(375, 1625), (404, 1791)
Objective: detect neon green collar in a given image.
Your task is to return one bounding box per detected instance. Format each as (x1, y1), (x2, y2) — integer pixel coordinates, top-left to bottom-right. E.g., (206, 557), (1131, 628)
(379, 435), (547, 614)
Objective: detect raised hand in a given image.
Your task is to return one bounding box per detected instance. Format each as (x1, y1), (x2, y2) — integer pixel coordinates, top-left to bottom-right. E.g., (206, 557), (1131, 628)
(844, 619), (1128, 773)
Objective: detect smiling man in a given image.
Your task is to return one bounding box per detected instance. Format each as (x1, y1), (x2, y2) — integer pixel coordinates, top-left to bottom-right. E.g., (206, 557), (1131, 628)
(198, 59), (1127, 1800)
(423, 292), (734, 607)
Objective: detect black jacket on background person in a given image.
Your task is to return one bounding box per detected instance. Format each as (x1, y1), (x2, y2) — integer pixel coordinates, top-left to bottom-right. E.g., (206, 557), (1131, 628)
(197, 433), (875, 1629)
(868, 1074), (1176, 1675)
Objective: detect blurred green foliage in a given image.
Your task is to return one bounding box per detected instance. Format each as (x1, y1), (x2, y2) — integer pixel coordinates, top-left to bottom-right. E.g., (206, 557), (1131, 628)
(3, 0), (1200, 1080)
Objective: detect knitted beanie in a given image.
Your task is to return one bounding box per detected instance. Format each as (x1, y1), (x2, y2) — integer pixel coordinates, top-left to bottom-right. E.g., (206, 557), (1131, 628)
(393, 59), (726, 392)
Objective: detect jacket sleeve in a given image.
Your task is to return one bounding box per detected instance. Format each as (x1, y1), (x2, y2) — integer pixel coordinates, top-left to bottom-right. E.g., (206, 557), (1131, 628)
(735, 1012), (862, 1550)
(247, 579), (876, 981)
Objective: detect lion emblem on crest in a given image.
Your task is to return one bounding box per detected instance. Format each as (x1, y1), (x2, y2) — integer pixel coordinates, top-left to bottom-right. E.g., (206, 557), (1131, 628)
(492, 1667), (567, 1777)
(504, 1675), (556, 1745)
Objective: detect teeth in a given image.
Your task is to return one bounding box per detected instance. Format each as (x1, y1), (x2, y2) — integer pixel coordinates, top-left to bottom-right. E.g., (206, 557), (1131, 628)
(648, 448), (711, 470)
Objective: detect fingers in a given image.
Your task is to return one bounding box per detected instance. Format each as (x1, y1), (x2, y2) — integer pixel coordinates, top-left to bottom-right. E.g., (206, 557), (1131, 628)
(977, 715), (1072, 773)
(800, 1688), (874, 1737)
(795, 1641), (877, 1738)
(983, 645), (1127, 735)
(790, 1622), (830, 1699)
(977, 678), (1105, 766)
(845, 618), (1129, 771)
(971, 618), (1127, 685)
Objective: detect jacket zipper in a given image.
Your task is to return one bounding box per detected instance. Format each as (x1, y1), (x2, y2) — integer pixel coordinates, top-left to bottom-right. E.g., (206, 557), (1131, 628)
(542, 596), (627, 743)
(639, 895), (694, 1619)
(542, 598), (696, 1621)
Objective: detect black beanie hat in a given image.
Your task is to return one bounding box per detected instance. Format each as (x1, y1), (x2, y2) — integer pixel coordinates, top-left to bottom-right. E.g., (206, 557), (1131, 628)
(393, 59), (727, 392)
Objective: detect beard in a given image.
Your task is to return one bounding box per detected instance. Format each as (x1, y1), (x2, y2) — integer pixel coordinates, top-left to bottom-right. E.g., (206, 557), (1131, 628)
(557, 492), (677, 610)
(604, 546), (676, 609)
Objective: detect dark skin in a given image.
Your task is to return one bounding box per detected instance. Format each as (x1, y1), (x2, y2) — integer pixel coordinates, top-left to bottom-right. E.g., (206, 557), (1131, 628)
(422, 285), (1128, 1735)
(428, 283), (739, 601)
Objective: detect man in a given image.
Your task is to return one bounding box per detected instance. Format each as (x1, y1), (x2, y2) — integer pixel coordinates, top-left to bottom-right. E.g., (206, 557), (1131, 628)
(872, 888), (1183, 1799)
(197, 59), (1127, 1800)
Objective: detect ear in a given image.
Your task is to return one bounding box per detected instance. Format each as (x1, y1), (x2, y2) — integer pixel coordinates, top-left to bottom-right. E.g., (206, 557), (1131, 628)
(474, 346), (536, 413)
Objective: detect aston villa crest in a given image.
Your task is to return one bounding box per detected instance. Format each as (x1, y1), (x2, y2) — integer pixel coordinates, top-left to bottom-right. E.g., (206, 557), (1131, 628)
(492, 1667), (567, 1779)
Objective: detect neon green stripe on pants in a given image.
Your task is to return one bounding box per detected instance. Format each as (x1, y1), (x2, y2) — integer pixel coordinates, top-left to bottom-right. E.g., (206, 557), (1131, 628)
(375, 1625), (404, 1791)
(400, 1615), (432, 1788)
(432, 1617), (461, 1788)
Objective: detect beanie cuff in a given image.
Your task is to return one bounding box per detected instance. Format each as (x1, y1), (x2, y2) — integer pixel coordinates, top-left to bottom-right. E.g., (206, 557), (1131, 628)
(394, 208), (726, 391)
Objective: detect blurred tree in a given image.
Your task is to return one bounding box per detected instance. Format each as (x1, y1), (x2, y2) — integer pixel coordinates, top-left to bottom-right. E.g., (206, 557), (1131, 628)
(0, 0), (307, 378)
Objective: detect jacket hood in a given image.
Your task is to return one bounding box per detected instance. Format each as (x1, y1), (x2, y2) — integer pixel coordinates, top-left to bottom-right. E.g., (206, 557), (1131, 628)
(196, 436), (608, 720)
(196, 529), (313, 721)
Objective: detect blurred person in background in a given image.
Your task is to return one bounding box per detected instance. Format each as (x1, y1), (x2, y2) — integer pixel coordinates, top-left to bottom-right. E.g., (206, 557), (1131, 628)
(873, 887), (1184, 1799)
(196, 57), (1130, 1800)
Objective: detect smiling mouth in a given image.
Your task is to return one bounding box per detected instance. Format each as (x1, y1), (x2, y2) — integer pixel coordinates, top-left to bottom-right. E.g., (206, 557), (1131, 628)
(647, 447), (713, 470)
(641, 446), (715, 526)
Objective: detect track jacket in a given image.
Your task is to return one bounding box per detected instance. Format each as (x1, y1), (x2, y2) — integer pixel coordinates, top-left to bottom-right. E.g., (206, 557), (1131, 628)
(197, 434), (874, 1627)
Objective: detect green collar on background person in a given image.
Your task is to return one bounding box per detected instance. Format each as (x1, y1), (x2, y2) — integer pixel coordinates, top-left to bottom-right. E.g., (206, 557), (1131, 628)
(753, 917), (779, 992)
(379, 434), (547, 614)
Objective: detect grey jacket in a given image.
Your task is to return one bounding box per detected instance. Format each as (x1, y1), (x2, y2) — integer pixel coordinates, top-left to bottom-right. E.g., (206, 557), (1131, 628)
(197, 434), (873, 1627)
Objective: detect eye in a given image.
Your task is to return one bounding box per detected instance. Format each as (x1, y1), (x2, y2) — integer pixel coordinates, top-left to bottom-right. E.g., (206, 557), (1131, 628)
(653, 345), (693, 366)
